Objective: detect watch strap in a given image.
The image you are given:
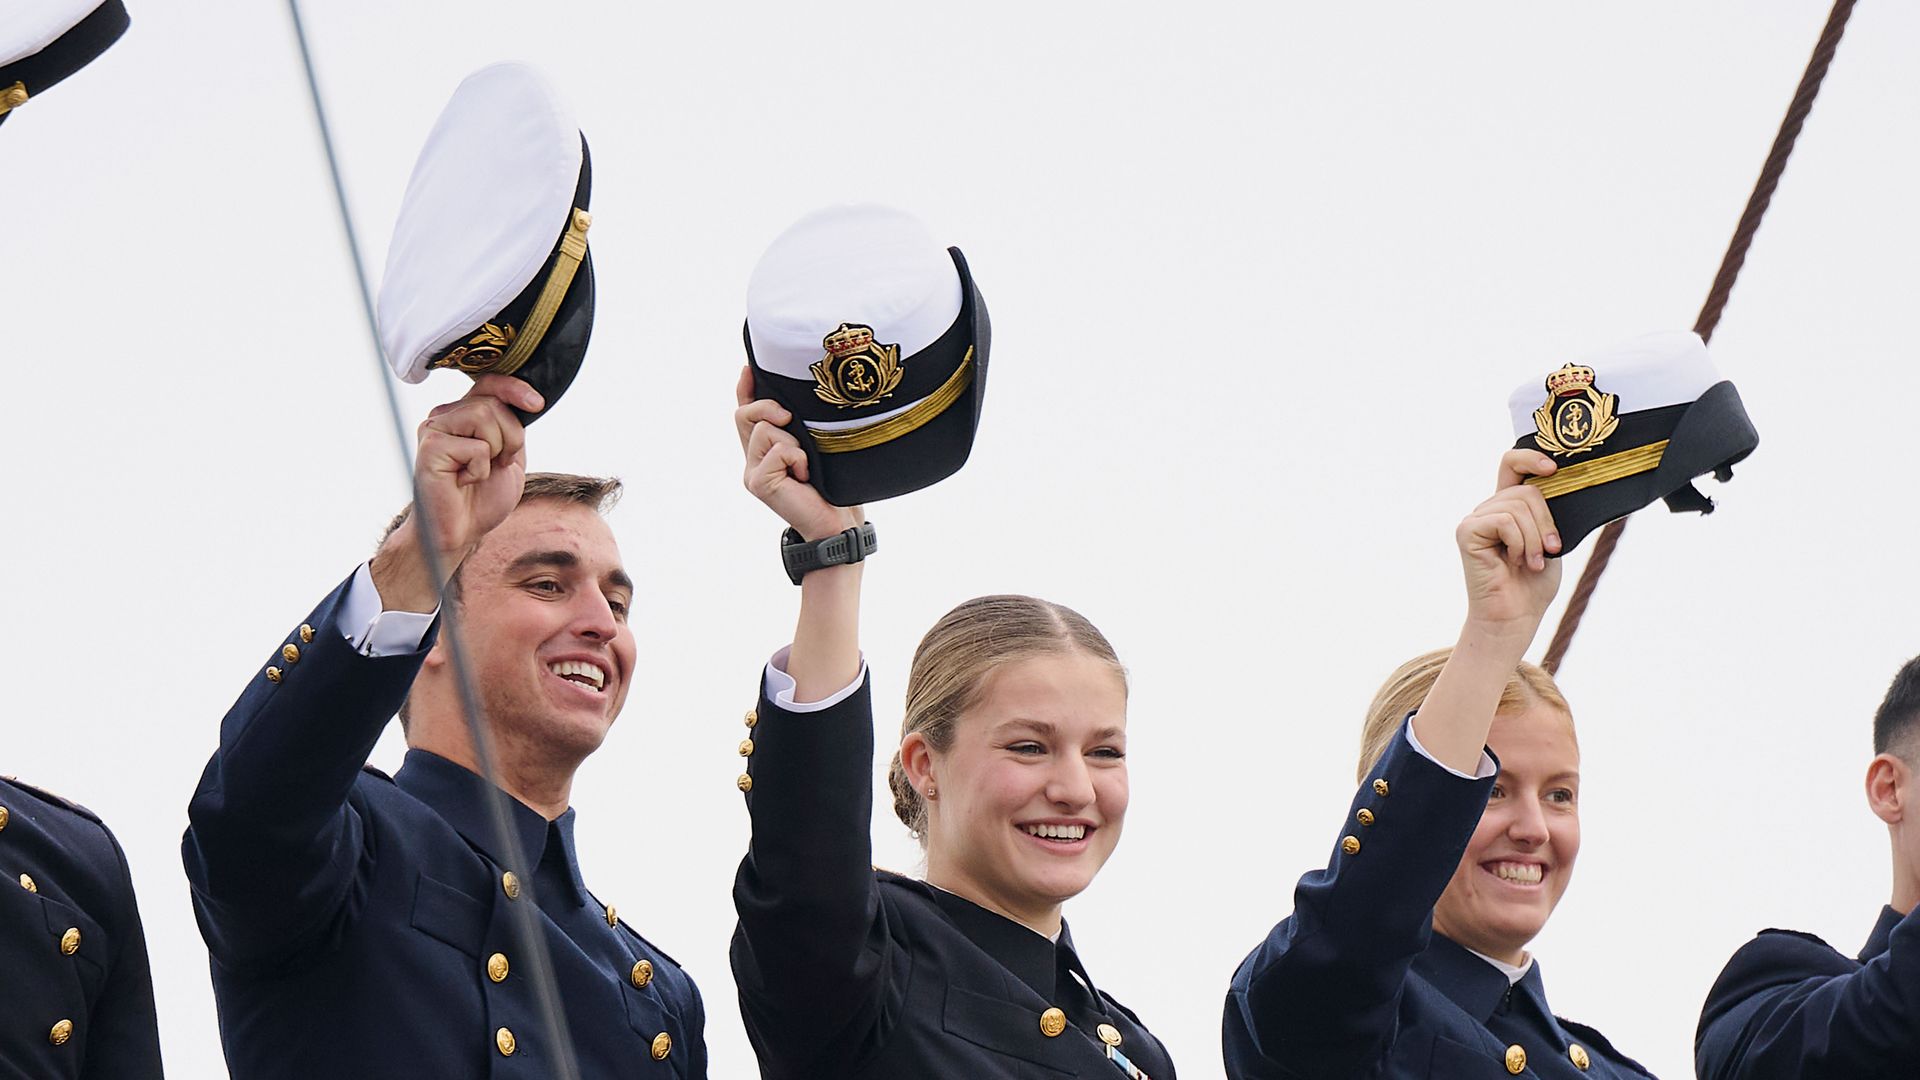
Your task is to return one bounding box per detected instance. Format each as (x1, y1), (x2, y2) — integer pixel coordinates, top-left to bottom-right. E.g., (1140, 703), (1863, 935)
(781, 523), (877, 584)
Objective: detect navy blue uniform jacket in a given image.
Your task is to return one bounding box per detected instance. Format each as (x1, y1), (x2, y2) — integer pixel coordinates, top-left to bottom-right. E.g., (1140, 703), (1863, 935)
(731, 671), (1177, 1079)
(0, 777), (163, 1079)
(1696, 904), (1920, 1078)
(1223, 723), (1653, 1079)
(182, 573), (706, 1078)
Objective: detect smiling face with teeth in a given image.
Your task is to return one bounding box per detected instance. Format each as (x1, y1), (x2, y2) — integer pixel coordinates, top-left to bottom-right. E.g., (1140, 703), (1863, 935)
(1431, 702), (1581, 966)
(411, 498), (635, 809)
(903, 651), (1130, 937)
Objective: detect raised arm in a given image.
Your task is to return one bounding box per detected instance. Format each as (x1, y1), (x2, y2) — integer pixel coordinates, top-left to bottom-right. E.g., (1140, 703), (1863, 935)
(730, 368), (900, 1078)
(1225, 449), (1562, 1078)
(1412, 448), (1563, 769)
(182, 376), (541, 970)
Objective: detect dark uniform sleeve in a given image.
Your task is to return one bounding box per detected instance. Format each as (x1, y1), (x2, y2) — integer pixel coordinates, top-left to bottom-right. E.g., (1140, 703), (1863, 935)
(1695, 915), (1920, 1079)
(1223, 720), (1495, 1079)
(83, 825), (163, 1079)
(181, 572), (434, 972)
(730, 670), (898, 1080)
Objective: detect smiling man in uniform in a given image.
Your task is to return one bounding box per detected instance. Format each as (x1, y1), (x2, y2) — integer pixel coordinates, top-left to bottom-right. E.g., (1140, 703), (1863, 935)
(182, 376), (707, 1077)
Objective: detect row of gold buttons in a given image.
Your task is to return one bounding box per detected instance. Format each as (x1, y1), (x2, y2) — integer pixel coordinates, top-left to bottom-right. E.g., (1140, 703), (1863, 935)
(265, 625), (316, 683)
(1502, 1041), (1591, 1073)
(1034, 1008), (1126, 1048)
(493, 1027), (673, 1060)
(1340, 778), (1390, 856)
(737, 709), (757, 791)
(488, 873), (668, 1056)
(7, 807), (84, 1046)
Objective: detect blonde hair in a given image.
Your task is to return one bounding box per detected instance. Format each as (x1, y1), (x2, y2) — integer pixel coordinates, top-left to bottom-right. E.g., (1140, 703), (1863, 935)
(888, 595), (1126, 843)
(1356, 648), (1572, 782)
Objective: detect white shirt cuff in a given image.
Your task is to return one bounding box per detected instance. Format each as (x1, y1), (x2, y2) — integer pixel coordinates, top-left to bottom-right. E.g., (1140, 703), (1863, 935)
(341, 562), (439, 657)
(762, 645), (867, 713)
(1405, 715), (1498, 780)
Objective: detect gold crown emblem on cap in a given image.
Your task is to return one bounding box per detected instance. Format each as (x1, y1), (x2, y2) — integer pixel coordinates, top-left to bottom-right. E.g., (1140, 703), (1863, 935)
(823, 323), (877, 358)
(812, 322), (904, 409)
(1544, 364), (1596, 397)
(1533, 362), (1618, 458)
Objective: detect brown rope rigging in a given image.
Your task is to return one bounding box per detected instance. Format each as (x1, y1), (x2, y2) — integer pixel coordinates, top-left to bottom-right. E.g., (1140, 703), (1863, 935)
(1539, 0), (1860, 675)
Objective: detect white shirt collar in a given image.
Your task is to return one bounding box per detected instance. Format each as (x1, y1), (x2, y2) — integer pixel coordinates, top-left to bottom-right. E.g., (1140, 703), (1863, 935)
(1466, 946), (1534, 985)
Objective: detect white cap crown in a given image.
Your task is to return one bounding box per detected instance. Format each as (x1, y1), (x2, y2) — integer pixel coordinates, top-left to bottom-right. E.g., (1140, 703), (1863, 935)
(1508, 330), (1722, 439)
(746, 204), (962, 382)
(377, 62), (582, 383)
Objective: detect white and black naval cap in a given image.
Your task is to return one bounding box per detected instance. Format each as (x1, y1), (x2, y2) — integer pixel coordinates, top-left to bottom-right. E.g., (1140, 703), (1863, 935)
(1508, 330), (1758, 555)
(745, 204), (990, 506)
(377, 62), (594, 422)
(0, 0), (131, 128)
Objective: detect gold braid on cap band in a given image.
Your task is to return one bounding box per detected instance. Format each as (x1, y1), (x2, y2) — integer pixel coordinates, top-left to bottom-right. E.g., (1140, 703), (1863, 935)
(428, 208), (592, 378)
(0, 82), (28, 116)
(808, 348), (974, 455)
(1526, 440), (1669, 499)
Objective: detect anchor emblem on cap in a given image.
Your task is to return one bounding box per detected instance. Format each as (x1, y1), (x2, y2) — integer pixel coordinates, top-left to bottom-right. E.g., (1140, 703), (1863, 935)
(1532, 363), (1619, 457)
(812, 323), (904, 409)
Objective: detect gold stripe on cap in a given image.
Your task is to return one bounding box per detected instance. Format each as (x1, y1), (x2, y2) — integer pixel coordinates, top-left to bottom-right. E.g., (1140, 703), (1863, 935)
(493, 207), (592, 377)
(1527, 440), (1668, 499)
(0, 82), (28, 116)
(809, 348), (974, 455)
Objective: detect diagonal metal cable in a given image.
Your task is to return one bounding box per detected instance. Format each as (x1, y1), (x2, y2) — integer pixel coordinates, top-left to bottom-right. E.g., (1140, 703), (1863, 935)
(285, 4), (584, 1076)
(1540, 0), (1860, 674)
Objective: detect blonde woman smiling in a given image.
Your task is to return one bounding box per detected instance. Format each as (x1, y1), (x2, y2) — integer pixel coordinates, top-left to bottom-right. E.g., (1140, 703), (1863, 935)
(1223, 450), (1656, 1079)
(728, 377), (1175, 1080)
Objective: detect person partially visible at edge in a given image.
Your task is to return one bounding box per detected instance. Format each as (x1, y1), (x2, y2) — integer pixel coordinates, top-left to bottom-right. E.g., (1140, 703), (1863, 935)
(727, 370), (1177, 1080)
(1223, 450), (1656, 1079)
(182, 375), (706, 1077)
(1695, 655), (1920, 1078)
(0, 774), (164, 1079)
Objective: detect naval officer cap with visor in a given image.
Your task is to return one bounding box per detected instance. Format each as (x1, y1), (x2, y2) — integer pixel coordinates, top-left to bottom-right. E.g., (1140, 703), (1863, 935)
(378, 62), (595, 422)
(1509, 330), (1758, 555)
(746, 205), (991, 506)
(0, 0), (130, 127)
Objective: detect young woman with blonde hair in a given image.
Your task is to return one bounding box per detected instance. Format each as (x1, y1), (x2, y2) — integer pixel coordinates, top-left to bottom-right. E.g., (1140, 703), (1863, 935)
(1223, 450), (1656, 1079)
(727, 378), (1176, 1080)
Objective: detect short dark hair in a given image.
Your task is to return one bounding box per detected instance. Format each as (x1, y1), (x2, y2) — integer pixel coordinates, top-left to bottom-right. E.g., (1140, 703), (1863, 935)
(378, 472), (623, 550)
(1872, 655), (1920, 756)
(388, 472), (623, 731)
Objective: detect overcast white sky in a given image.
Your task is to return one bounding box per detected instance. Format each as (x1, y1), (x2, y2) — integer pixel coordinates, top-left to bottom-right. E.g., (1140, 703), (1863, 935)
(5, 2), (1919, 1076)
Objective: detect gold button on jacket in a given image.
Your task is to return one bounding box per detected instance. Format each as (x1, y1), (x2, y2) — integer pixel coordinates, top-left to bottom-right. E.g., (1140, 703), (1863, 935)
(281, 643), (301, 664)
(631, 959), (654, 989)
(19, 873), (36, 893)
(1505, 1043), (1527, 1074)
(1341, 835), (1362, 855)
(1097, 1022), (1122, 1047)
(1356, 808), (1375, 826)
(495, 1027), (516, 1056)
(0, 804), (9, 831)
(651, 1032), (672, 1060)
(737, 774), (754, 793)
(501, 871), (521, 900)
(738, 738), (755, 757)
(1039, 1007), (1067, 1038)
(486, 953), (509, 983)
(50, 1019), (74, 1046)
(605, 905), (618, 928)
(60, 927), (81, 955)
(743, 708), (758, 728)
(1373, 779), (1390, 796)
(1569, 1043), (1591, 1070)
